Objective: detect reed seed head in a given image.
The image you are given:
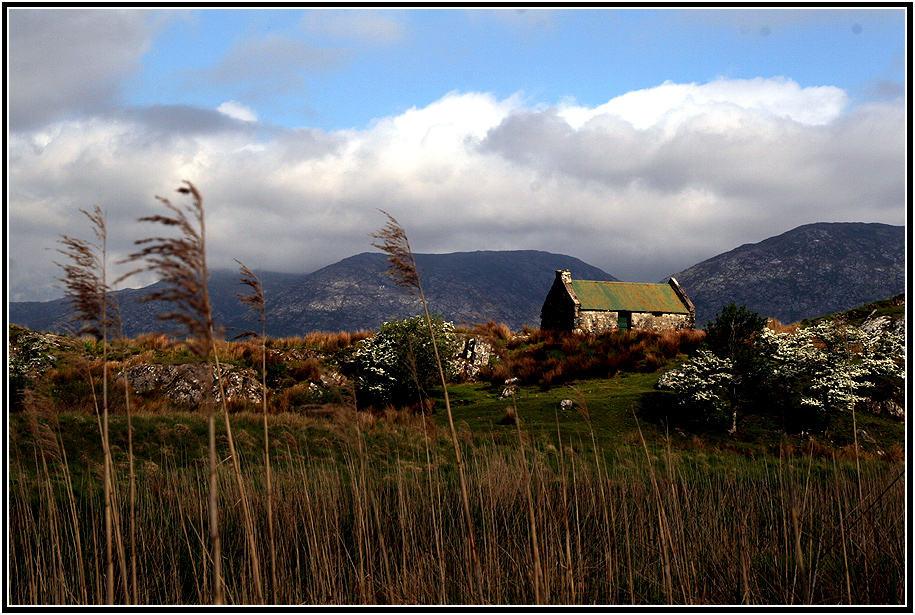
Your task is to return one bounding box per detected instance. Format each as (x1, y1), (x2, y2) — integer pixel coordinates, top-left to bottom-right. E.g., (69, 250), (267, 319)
(370, 210), (421, 296)
(120, 181), (213, 358)
(54, 205), (117, 340)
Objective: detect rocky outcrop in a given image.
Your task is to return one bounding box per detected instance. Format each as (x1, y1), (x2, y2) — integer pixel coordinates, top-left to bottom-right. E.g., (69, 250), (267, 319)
(859, 311), (905, 342)
(8, 327), (65, 379)
(457, 337), (494, 381)
(859, 398), (904, 421)
(116, 363), (263, 406)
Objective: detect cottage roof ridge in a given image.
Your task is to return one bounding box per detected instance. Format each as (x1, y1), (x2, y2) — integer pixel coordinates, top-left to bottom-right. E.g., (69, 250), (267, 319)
(572, 279), (671, 286)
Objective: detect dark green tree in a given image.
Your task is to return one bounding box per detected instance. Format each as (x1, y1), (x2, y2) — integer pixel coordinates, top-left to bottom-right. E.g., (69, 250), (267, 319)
(703, 303), (771, 432)
(703, 303), (769, 362)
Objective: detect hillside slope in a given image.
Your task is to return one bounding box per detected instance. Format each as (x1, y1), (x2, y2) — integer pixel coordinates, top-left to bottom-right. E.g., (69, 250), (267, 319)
(264, 251), (618, 335)
(10, 223), (904, 336)
(670, 222), (904, 326)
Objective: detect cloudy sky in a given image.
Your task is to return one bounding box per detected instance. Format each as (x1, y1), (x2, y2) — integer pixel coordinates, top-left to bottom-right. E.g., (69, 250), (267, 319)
(6, 7), (907, 302)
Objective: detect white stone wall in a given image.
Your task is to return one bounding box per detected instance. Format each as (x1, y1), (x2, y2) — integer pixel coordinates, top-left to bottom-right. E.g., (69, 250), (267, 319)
(578, 311), (619, 334)
(577, 310), (692, 334)
(631, 312), (693, 332)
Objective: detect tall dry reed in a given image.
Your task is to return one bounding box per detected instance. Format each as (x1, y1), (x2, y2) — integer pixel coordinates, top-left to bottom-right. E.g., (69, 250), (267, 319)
(55, 205), (120, 603)
(121, 181), (231, 604)
(371, 210), (485, 603)
(8, 408), (905, 605)
(236, 261), (277, 603)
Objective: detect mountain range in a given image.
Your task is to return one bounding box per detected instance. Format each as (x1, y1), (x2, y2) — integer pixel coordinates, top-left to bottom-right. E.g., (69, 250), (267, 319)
(671, 222), (905, 325)
(8, 222), (905, 337)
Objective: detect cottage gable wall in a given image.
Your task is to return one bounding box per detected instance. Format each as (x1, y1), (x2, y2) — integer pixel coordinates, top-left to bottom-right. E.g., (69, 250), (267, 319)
(540, 270), (580, 331)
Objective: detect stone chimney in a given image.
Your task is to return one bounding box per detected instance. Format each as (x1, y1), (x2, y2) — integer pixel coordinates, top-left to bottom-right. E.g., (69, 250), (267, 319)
(557, 269), (572, 284)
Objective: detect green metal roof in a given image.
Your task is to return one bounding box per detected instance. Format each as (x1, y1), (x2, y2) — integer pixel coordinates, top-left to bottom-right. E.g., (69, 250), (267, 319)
(569, 280), (690, 314)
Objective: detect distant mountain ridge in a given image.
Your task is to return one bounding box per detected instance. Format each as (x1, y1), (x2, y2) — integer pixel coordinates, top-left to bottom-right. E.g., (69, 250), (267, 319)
(670, 222), (905, 326)
(8, 223), (904, 336)
(9, 251), (617, 337)
(257, 250), (619, 336)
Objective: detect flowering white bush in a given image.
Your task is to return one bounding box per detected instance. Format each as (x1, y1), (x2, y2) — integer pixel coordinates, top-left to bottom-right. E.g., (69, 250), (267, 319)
(859, 327), (905, 383)
(346, 315), (459, 408)
(664, 350), (735, 423)
(758, 320), (903, 424)
(666, 316), (904, 431)
(350, 331), (401, 401)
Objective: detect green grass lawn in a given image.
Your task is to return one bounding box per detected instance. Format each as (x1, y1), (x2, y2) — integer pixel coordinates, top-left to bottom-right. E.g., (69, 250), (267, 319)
(443, 369), (674, 449)
(11, 359), (903, 485)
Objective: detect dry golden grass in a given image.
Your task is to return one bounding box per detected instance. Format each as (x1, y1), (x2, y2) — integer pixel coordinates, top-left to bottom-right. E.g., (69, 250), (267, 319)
(266, 330), (373, 353)
(9, 415), (904, 605)
(132, 333), (171, 352)
(767, 318), (800, 334)
(468, 320), (512, 343)
(480, 327), (706, 388)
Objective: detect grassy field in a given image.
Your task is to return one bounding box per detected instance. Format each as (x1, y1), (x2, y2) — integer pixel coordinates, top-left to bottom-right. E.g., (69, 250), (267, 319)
(8, 354), (905, 605)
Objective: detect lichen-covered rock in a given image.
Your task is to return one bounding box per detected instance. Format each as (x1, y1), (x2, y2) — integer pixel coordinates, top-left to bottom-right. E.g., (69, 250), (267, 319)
(319, 369), (347, 388)
(859, 398), (904, 421)
(116, 362), (263, 406)
(856, 428), (877, 444)
(461, 338), (493, 367)
(859, 312), (905, 343)
(456, 337), (495, 382)
(8, 327), (65, 379)
(458, 361), (481, 382)
(859, 315), (892, 337)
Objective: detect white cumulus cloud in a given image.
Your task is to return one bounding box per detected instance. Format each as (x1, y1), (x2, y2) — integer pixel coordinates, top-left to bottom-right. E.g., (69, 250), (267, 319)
(7, 78), (905, 303)
(217, 101), (258, 122)
(558, 77), (848, 131)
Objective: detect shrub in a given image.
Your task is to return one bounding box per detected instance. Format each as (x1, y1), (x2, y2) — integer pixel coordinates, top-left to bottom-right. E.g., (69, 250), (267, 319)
(668, 317), (905, 434)
(663, 350), (735, 427)
(343, 315), (459, 409)
(288, 358), (323, 383)
(701, 304), (773, 422)
(757, 320), (904, 431)
(471, 320), (512, 343)
(478, 328), (702, 388)
(271, 383), (314, 414)
(134, 332), (170, 352)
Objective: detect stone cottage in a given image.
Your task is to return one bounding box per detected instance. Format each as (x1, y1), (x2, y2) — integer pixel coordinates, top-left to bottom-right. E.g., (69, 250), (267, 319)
(540, 270), (695, 333)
